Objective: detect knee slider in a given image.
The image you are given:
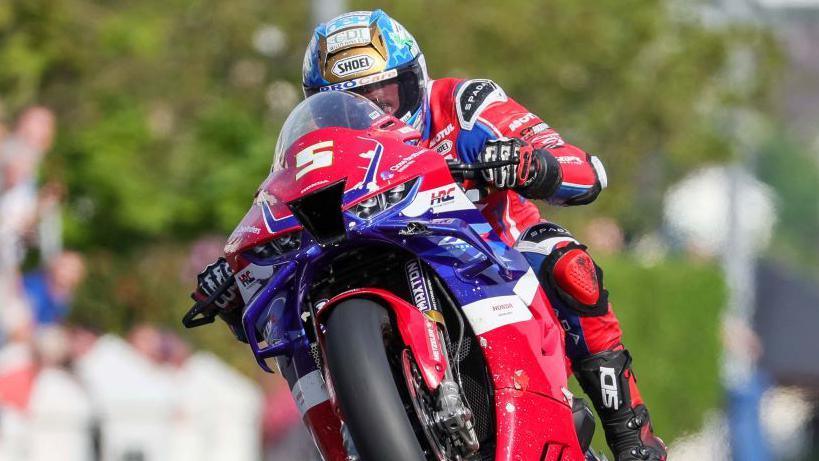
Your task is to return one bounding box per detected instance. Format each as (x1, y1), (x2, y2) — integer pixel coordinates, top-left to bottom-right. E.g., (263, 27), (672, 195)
(545, 242), (609, 316)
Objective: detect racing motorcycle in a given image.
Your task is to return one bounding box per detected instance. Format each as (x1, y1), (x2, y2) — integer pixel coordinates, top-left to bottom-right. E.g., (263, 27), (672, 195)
(183, 91), (605, 461)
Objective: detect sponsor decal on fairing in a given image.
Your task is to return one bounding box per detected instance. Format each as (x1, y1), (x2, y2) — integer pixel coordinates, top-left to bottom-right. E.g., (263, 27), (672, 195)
(237, 225), (261, 235)
(236, 263), (276, 302)
(460, 295), (534, 336)
(401, 183), (474, 217)
(389, 149), (426, 173)
(429, 187), (455, 206)
(291, 370), (331, 416)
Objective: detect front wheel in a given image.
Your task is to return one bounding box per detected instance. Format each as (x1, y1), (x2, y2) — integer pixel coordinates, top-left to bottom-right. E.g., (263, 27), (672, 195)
(325, 298), (426, 461)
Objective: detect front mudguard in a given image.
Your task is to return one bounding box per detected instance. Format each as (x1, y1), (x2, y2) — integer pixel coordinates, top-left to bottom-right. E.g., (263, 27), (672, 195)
(316, 288), (447, 390)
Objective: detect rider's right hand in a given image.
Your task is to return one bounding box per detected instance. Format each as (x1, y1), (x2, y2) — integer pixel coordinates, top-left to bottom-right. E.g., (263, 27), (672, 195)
(192, 257), (241, 309)
(191, 257), (248, 342)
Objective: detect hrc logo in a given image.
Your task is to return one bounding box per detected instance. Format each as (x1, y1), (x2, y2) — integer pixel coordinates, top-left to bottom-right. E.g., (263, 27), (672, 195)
(429, 187), (455, 206)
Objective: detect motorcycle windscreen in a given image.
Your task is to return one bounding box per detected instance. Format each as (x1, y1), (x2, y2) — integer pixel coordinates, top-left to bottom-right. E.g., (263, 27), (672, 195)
(273, 91), (386, 171)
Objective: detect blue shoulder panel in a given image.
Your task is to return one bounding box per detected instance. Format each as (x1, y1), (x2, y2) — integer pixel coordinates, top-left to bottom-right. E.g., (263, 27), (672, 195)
(456, 121), (496, 164)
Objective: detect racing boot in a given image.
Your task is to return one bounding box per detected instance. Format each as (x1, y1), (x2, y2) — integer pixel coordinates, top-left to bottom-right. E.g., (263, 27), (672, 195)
(575, 349), (667, 461)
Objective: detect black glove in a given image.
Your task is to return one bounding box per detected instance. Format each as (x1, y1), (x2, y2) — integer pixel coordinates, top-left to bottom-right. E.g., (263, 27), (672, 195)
(517, 148), (562, 200)
(480, 137), (561, 199)
(192, 257), (242, 311)
(479, 137), (529, 189)
(193, 258), (249, 340)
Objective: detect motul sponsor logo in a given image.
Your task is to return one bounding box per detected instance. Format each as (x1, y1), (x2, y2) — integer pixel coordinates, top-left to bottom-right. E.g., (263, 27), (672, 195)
(520, 122), (549, 139)
(331, 55), (374, 77)
(430, 123), (454, 145)
(508, 113), (537, 132)
(405, 260), (431, 311)
(557, 156), (583, 165)
(600, 366), (619, 410)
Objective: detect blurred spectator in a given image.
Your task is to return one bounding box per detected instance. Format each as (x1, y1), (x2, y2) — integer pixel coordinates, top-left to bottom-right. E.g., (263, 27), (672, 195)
(22, 251), (87, 326)
(581, 217), (625, 256)
(127, 323), (165, 364)
(0, 106), (56, 267)
(181, 235), (227, 282)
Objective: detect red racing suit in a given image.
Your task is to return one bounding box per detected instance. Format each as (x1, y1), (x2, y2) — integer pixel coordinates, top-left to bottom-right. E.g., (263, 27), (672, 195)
(417, 78), (643, 408)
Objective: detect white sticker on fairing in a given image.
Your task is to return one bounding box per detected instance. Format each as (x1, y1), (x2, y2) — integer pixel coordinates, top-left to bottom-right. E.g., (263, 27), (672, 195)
(401, 184), (474, 217)
(236, 263), (276, 303)
(513, 268), (540, 305)
(461, 295), (534, 335)
(291, 370), (330, 416)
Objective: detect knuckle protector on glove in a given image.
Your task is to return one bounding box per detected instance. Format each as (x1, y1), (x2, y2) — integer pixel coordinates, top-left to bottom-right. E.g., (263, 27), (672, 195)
(544, 242), (609, 317)
(195, 257), (241, 311)
(480, 137), (520, 189)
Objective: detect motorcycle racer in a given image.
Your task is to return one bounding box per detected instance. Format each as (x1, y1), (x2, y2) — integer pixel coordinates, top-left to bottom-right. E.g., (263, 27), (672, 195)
(194, 9), (666, 461)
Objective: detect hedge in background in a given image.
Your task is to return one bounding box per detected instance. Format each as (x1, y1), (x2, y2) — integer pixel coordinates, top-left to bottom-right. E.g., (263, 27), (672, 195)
(576, 254), (725, 455)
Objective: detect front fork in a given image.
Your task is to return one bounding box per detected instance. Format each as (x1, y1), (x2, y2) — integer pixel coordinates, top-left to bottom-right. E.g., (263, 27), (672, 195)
(408, 259), (480, 458)
(432, 323), (480, 456)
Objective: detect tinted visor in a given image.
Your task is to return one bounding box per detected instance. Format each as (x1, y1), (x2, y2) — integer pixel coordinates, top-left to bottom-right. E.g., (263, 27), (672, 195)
(350, 67), (422, 121)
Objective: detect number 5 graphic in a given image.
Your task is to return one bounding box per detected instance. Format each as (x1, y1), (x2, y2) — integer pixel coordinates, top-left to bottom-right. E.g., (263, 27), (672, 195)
(295, 141), (334, 179)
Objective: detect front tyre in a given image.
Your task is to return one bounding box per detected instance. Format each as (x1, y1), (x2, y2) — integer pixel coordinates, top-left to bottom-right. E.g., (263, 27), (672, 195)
(325, 299), (426, 461)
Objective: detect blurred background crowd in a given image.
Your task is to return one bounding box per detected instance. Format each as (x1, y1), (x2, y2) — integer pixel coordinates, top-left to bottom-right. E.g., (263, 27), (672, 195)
(0, 0), (818, 460)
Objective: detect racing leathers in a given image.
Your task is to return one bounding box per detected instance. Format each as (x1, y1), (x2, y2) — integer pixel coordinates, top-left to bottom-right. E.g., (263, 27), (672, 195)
(416, 77), (666, 461)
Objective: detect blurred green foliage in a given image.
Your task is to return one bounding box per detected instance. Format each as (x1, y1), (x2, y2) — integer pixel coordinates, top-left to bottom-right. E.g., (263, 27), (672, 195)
(0, 0), (780, 247)
(757, 133), (819, 276)
(587, 254), (725, 454)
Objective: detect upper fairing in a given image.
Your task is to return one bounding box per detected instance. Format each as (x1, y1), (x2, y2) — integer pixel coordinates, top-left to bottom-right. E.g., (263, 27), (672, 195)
(224, 122), (444, 268)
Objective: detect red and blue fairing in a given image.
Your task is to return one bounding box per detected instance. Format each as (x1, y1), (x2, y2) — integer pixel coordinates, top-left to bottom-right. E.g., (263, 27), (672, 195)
(222, 91), (584, 460)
